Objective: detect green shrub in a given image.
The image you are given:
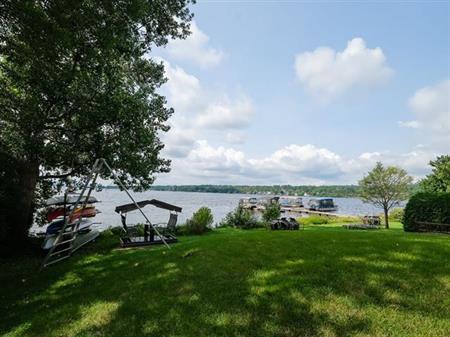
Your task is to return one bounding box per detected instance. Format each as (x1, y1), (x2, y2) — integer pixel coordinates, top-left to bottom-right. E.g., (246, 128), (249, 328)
(262, 202), (281, 223)
(332, 216), (360, 223)
(403, 192), (450, 232)
(185, 207), (214, 235)
(300, 215), (330, 225)
(300, 215), (359, 226)
(220, 206), (259, 229)
(175, 224), (189, 236)
(388, 208), (404, 222)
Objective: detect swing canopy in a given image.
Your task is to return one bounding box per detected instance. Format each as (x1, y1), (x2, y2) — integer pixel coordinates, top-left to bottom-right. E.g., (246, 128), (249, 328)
(114, 199), (182, 214)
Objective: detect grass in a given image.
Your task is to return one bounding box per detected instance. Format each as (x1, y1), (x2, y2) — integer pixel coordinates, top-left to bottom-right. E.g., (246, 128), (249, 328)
(1, 223), (449, 337)
(299, 215), (360, 226)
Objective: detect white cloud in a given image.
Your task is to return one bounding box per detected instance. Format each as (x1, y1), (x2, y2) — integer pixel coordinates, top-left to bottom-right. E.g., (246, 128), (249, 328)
(166, 21), (224, 68)
(345, 149), (437, 180)
(158, 141), (441, 185)
(249, 144), (343, 179)
(187, 140), (246, 171)
(196, 96), (254, 129)
(162, 119), (198, 158)
(407, 80), (450, 148)
(225, 132), (245, 144)
(158, 58), (203, 113)
(158, 59), (255, 158)
(295, 37), (393, 99)
(398, 120), (420, 129)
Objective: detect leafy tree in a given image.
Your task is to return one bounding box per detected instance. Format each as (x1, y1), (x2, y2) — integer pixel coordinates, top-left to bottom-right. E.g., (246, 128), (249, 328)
(262, 202), (281, 223)
(185, 207), (214, 235)
(359, 162), (412, 229)
(419, 155), (450, 193)
(220, 206), (259, 229)
(0, 0), (194, 248)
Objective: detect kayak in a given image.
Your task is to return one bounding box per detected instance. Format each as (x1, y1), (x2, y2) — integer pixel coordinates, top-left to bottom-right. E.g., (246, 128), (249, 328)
(46, 205), (98, 222)
(69, 206), (98, 222)
(42, 225), (98, 250)
(46, 194), (98, 206)
(45, 218), (94, 236)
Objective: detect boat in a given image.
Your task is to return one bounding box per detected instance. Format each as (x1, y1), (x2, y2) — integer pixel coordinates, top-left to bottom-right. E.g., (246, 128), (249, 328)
(42, 229), (100, 250)
(45, 194), (98, 206)
(45, 218), (94, 235)
(42, 219), (95, 249)
(279, 196), (303, 208)
(69, 205), (98, 222)
(239, 197), (259, 210)
(307, 198), (337, 212)
(46, 204), (98, 222)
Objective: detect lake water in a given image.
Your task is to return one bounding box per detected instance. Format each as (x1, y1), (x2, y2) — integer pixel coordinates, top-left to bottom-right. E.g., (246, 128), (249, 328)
(85, 189), (388, 231)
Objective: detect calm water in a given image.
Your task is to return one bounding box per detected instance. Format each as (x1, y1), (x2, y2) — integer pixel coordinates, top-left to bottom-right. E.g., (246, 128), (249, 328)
(85, 189), (388, 231)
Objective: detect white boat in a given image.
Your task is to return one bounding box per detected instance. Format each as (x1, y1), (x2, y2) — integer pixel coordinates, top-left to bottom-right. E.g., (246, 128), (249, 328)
(45, 194), (98, 206)
(42, 219), (95, 249)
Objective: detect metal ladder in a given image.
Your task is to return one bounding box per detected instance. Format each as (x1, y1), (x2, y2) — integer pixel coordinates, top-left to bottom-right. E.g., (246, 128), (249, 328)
(41, 158), (171, 269)
(41, 159), (102, 268)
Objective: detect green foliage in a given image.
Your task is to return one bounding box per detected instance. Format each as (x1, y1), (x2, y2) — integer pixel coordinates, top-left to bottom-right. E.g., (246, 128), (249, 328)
(359, 162), (412, 229)
(299, 215), (359, 226)
(388, 208), (404, 222)
(403, 192), (450, 232)
(185, 207), (214, 235)
(419, 155), (450, 193)
(0, 0), (194, 244)
(151, 184), (363, 197)
(220, 206), (259, 229)
(262, 202), (281, 223)
(300, 216), (330, 225)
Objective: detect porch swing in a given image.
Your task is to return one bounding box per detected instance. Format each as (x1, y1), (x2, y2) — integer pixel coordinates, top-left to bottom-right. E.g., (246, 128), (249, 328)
(115, 199), (182, 247)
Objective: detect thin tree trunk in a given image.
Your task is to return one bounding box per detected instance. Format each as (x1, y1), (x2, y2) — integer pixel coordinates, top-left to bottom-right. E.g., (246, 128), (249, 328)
(384, 206), (389, 229)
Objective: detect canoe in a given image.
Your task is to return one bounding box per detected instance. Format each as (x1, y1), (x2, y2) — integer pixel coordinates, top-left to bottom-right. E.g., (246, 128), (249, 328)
(46, 205), (98, 222)
(45, 218), (94, 236)
(45, 194), (98, 206)
(42, 226), (99, 250)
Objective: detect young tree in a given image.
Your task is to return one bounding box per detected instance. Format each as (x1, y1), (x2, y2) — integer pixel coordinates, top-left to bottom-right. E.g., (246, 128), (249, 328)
(0, 1), (194, 247)
(359, 162), (412, 229)
(262, 202), (281, 223)
(419, 155), (450, 193)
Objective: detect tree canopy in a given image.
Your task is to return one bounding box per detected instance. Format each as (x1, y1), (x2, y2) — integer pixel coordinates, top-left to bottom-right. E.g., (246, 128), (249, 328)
(419, 155), (450, 193)
(359, 162), (412, 228)
(0, 0), (194, 246)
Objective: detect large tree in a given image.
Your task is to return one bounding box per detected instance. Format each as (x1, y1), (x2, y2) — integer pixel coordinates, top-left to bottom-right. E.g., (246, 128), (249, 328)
(0, 0), (194, 248)
(419, 155), (450, 193)
(359, 162), (412, 229)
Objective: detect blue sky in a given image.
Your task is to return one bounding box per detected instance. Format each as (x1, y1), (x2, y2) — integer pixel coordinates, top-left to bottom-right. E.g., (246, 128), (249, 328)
(154, 1), (450, 185)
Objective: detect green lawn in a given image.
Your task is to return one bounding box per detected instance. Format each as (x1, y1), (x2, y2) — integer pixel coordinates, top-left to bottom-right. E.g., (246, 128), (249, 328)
(1, 223), (449, 337)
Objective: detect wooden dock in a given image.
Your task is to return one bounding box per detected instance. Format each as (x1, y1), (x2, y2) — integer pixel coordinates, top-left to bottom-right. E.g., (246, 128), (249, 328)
(282, 207), (354, 217)
(242, 204), (355, 218)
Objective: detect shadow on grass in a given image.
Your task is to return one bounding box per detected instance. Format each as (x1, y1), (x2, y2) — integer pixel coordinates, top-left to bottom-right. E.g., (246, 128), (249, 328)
(0, 228), (449, 337)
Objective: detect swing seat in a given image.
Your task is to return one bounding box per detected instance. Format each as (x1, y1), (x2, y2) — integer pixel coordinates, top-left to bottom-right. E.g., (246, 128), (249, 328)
(116, 200), (181, 248)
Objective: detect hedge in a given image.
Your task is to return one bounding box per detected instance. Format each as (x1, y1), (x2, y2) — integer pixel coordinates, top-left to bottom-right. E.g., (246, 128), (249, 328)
(403, 192), (450, 232)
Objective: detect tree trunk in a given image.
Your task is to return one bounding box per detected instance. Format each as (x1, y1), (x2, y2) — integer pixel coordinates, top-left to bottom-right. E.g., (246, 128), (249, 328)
(383, 206), (389, 229)
(1, 160), (39, 252)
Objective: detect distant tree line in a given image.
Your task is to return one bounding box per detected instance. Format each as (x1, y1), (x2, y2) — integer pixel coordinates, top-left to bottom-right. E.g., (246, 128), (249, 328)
(142, 184), (418, 198)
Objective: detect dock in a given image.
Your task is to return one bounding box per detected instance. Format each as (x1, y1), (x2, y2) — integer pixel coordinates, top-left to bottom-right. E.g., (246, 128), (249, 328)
(243, 205), (354, 218)
(283, 207), (355, 217)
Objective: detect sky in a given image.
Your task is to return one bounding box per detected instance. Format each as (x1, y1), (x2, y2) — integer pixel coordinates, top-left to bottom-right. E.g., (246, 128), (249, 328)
(152, 0), (450, 185)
